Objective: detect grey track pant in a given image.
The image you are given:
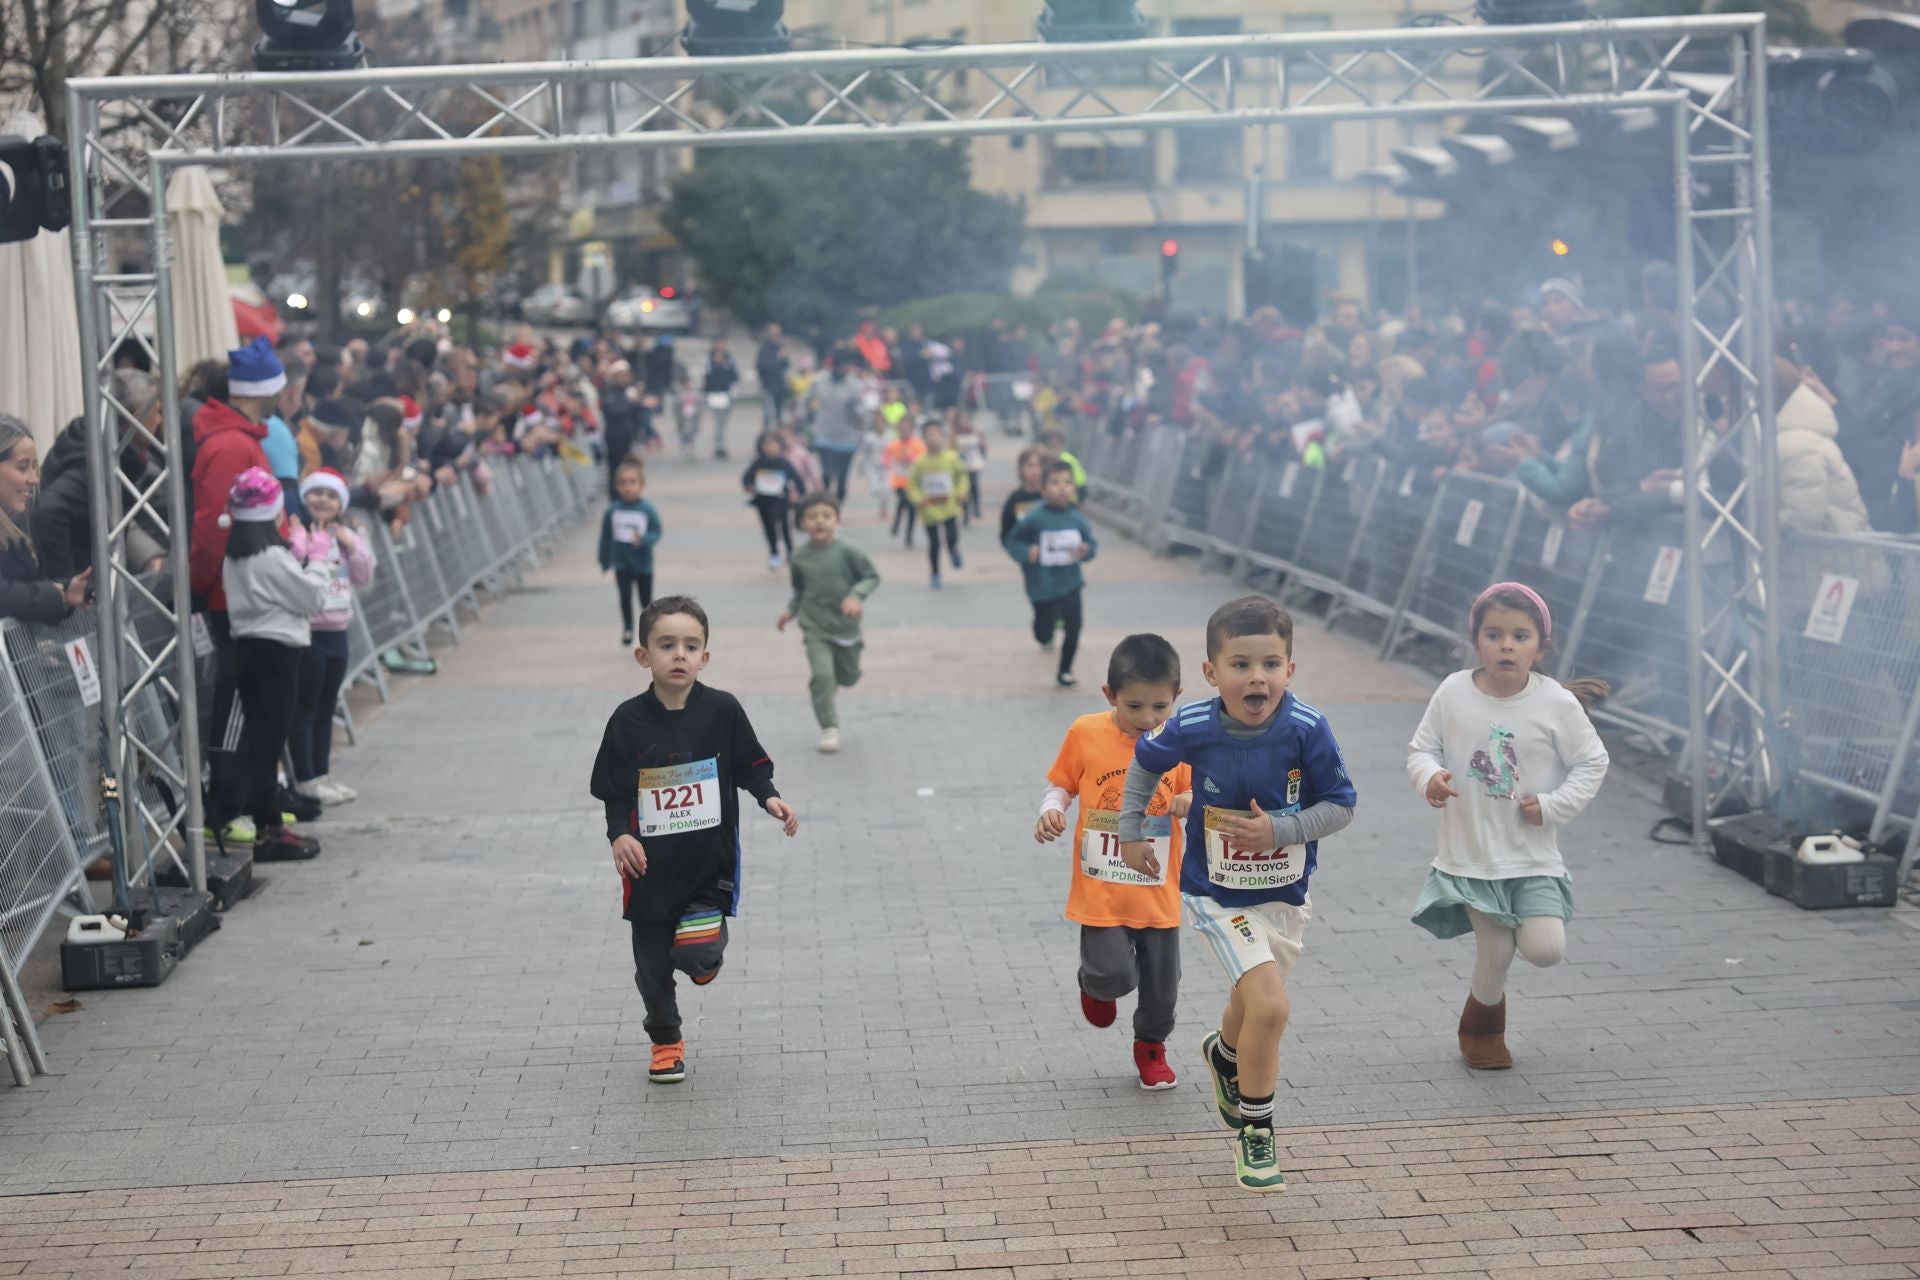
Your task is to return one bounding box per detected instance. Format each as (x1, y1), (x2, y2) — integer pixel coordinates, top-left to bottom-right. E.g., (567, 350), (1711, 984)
(1079, 924), (1181, 1043)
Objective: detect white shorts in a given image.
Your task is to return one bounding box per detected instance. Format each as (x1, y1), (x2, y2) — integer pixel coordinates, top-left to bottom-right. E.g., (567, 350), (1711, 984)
(1183, 892), (1311, 985)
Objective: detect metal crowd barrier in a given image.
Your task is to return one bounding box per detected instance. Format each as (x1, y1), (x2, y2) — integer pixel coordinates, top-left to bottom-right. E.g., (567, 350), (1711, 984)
(0, 453), (601, 980)
(1062, 416), (1920, 878)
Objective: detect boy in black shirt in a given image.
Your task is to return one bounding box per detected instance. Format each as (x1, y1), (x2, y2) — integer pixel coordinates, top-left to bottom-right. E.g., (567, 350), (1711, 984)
(589, 595), (800, 1083)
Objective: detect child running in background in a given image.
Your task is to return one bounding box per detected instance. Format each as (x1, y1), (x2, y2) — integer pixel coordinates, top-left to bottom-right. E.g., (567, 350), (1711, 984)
(287, 468), (374, 806)
(907, 419), (970, 589)
(883, 416), (926, 547)
(741, 431), (803, 570)
(1035, 633), (1191, 1090)
(1120, 596), (1357, 1193)
(1004, 459), (1096, 687)
(599, 458), (664, 646)
(218, 467), (332, 860)
(777, 492), (881, 754)
(589, 595), (799, 1085)
(1000, 447), (1046, 544)
(1407, 582), (1609, 1070)
(861, 408), (892, 518)
(951, 411), (987, 526)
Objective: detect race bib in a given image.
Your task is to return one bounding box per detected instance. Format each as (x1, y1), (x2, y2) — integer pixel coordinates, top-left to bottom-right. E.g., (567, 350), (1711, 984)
(1038, 528), (1083, 567)
(959, 443), (985, 470)
(706, 392), (732, 411)
(920, 470), (954, 499)
(611, 510), (650, 544)
(1079, 810), (1170, 886)
(1202, 806), (1302, 891)
(753, 469), (788, 497)
(637, 759), (721, 837)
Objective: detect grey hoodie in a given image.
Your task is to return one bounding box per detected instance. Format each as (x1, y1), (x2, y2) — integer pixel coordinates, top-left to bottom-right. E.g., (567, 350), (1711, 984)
(224, 545), (332, 647)
(808, 372), (869, 450)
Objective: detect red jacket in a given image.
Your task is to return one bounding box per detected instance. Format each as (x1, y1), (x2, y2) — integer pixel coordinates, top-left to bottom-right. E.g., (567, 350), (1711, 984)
(189, 399), (269, 611)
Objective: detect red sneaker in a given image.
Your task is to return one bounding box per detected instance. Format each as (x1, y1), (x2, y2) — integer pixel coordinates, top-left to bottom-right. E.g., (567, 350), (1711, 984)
(1080, 991), (1117, 1028)
(1133, 1040), (1177, 1091)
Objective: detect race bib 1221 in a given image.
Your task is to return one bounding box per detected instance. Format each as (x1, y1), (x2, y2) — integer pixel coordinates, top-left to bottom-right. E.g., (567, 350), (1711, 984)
(637, 758), (721, 837)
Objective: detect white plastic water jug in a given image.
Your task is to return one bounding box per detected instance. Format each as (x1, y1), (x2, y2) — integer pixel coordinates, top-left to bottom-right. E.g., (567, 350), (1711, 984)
(66, 914), (128, 944)
(1795, 835), (1864, 865)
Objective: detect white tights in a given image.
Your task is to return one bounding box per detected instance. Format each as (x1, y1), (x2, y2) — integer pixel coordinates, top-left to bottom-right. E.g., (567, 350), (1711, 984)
(1467, 908), (1566, 1005)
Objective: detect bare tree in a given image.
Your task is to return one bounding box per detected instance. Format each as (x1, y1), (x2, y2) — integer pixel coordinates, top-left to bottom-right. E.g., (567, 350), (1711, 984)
(2, 0), (243, 140)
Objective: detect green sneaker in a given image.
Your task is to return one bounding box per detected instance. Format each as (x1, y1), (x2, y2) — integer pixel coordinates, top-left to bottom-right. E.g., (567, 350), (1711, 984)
(204, 818), (256, 847)
(1200, 1031), (1241, 1131)
(1235, 1125), (1286, 1194)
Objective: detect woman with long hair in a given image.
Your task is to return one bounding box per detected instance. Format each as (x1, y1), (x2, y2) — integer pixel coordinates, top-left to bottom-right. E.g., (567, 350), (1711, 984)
(0, 415), (92, 624)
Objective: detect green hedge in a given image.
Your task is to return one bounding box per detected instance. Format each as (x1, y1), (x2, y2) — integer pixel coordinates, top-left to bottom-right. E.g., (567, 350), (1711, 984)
(877, 287), (1139, 351)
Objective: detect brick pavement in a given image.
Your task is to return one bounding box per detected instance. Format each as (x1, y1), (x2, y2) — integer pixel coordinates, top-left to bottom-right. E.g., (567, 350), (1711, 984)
(2, 425), (1918, 1274)
(1, 1094), (1915, 1278)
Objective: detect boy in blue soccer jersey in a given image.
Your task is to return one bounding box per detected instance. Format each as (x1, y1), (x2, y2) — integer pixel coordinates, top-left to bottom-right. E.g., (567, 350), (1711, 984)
(1119, 596), (1356, 1193)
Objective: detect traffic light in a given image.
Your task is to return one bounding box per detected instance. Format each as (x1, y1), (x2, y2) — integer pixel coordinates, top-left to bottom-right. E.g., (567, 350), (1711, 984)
(683, 0), (790, 56)
(253, 0), (365, 71)
(1037, 0), (1148, 43)
(0, 136), (71, 245)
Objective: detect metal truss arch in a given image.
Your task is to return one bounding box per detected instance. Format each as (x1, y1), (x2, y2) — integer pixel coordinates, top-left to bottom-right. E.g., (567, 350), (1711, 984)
(67, 13), (1779, 889)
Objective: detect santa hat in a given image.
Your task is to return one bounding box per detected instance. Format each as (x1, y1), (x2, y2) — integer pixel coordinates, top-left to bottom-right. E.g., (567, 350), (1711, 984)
(228, 336), (287, 398)
(399, 396), (424, 430)
(219, 467), (284, 528)
(503, 341), (537, 370)
(299, 467), (351, 507)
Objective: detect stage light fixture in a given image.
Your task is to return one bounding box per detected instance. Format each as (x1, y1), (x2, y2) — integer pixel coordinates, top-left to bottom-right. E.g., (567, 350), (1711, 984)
(682, 0), (790, 56)
(0, 135), (70, 245)
(253, 0), (365, 72)
(1038, 0), (1149, 43)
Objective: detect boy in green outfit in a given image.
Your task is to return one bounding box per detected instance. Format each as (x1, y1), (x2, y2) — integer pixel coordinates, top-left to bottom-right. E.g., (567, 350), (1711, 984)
(907, 419), (971, 589)
(777, 492), (882, 754)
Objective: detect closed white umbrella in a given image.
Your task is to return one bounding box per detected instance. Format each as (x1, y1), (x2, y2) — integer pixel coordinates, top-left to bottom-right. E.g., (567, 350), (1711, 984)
(164, 165), (239, 374)
(0, 112), (85, 455)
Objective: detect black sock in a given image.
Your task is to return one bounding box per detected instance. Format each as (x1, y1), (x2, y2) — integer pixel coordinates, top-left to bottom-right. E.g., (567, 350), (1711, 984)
(1211, 1036), (1238, 1082)
(1239, 1091), (1274, 1133)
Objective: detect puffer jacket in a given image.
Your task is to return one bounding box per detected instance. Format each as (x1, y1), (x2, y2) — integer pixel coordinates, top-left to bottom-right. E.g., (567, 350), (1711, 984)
(0, 537), (69, 625)
(188, 400), (270, 611)
(1777, 383), (1873, 536)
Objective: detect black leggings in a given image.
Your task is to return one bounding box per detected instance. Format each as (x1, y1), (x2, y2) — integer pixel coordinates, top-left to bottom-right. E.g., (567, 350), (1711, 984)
(818, 446), (855, 504)
(891, 489), (916, 545)
(1033, 588), (1084, 676)
(965, 471), (984, 522)
(615, 570), (654, 631)
(232, 636), (302, 829)
(926, 517), (960, 574)
(754, 498), (792, 558)
(289, 628), (348, 783)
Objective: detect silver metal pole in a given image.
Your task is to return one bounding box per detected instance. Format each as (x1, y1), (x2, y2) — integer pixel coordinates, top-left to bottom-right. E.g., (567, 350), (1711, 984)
(148, 156), (207, 894)
(1745, 22), (1784, 799)
(66, 92), (138, 892)
(1672, 102), (1710, 852)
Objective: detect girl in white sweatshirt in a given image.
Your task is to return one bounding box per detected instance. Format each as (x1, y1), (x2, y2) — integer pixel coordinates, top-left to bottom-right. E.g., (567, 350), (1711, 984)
(1406, 581), (1610, 1071)
(217, 467), (332, 861)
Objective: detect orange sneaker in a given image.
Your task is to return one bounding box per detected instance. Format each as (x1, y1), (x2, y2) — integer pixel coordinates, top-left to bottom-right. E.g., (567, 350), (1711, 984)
(649, 1041), (686, 1083)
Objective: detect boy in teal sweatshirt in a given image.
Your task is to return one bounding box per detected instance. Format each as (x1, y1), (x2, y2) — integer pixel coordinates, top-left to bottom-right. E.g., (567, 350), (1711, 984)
(600, 458), (665, 646)
(1005, 459), (1097, 688)
(777, 492), (882, 753)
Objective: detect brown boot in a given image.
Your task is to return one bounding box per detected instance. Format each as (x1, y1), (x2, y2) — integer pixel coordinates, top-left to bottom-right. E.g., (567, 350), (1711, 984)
(1458, 994), (1513, 1070)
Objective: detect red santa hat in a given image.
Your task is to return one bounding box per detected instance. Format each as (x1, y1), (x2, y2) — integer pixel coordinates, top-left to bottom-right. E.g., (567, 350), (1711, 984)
(503, 341), (537, 370)
(399, 396), (424, 430)
(299, 467), (351, 507)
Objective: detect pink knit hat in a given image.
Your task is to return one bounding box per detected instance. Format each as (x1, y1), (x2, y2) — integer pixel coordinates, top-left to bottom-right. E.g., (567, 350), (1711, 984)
(220, 467), (284, 528)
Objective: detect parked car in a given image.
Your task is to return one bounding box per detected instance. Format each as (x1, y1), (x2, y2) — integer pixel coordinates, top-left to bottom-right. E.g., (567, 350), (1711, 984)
(604, 287), (691, 334)
(522, 283), (597, 327)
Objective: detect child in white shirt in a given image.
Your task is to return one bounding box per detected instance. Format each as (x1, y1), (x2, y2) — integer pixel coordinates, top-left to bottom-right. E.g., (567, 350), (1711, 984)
(1407, 581), (1609, 1071)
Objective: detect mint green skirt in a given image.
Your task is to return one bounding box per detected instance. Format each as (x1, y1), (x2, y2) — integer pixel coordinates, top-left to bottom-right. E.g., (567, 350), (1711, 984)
(1410, 868), (1573, 940)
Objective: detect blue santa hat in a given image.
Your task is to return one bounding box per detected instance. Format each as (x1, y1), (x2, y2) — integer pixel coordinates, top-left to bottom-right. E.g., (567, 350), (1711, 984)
(228, 335), (287, 398)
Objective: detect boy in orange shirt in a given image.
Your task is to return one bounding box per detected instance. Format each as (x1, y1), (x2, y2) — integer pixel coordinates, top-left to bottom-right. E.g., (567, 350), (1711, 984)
(883, 416), (927, 548)
(1034, 633), (1191, 1089)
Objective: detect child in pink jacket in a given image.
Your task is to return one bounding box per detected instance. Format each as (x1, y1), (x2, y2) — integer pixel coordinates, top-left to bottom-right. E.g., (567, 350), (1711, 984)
(288, 468), (376, 805)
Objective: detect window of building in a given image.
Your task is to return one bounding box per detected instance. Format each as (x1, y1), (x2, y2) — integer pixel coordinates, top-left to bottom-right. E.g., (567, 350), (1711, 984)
(1174, 126), (1241, 183)
(1043, 132), (1153, 189)
(1285, 14), (1334, 182)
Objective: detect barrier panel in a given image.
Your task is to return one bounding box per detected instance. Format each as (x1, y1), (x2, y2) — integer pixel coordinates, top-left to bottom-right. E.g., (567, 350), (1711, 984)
(1062, 410), (1919, 875)
(0, 455), (600, 977)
